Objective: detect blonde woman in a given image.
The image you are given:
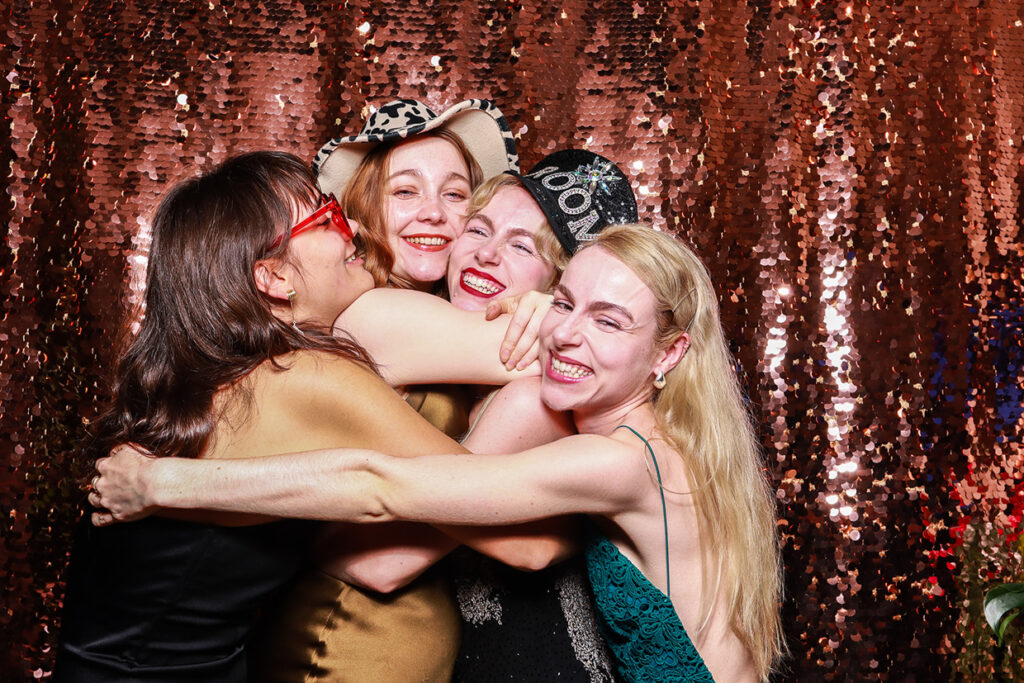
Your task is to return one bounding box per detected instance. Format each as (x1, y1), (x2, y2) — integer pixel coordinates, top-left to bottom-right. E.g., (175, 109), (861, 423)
(93, 225), (785, 681)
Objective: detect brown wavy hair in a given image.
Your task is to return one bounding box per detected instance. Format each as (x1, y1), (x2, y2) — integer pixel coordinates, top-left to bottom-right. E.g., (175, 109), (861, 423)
(340, 129), (484, 289)
(91, 151), (377, 461)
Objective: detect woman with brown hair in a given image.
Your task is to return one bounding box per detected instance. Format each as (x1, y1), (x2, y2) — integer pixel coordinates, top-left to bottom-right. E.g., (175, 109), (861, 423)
(316, 98), (518, 292)
(93, 224), (786, 681)
(54, 150), (547, 682)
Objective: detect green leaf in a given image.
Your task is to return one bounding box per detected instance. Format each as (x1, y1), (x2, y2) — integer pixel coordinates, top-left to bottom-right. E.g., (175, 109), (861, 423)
(984, 583), (1024, 645)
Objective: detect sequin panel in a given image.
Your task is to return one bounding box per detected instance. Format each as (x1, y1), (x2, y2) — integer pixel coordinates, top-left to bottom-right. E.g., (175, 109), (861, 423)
(3, 1), (1023, 679)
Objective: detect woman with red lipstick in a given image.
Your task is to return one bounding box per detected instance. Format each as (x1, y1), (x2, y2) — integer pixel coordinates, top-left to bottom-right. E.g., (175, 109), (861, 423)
(315, 98), (519, 292)
(92, 225), (785, 682)
(53, 151), (565, 682)
(438, 152), (641, 681)
(277, 99), (521, 681)
(447, 174), (563, 311)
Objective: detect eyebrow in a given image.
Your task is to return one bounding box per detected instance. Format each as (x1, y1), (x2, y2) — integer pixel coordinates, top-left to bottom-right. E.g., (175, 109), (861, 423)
(388, 168), (471, 185)
(504, 228), (537, 241)
(552, 284), (636, 323)
(467, 213), (537, 240)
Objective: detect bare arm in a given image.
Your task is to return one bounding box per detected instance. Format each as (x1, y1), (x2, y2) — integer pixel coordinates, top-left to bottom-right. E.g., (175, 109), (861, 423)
(288, 367), (577, 587)
(446, 377), (581, 569)
(463, 377), (575, 453)
(94, 357), (580, 590)
(336, 288), (539, 386)
(95, 434), (644, 527)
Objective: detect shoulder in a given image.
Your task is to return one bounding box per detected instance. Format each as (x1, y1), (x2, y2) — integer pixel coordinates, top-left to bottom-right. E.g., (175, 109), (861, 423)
(258, 350), (396, 415)
(268, 349), (378, 384)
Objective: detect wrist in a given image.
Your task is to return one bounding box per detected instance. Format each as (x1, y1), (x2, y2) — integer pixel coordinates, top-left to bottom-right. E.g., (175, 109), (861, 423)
(147, 457), (183, 509)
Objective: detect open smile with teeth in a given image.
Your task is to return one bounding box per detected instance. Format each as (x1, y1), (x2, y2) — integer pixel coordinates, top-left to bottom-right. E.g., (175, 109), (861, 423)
(403, 235), (451, 250)
(460, 270), (506, 297)
(550, 355), (594, 381)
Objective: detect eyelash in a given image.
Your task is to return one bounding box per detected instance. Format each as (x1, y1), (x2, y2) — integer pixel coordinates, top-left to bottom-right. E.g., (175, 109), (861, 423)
(552, 299), (572, 312)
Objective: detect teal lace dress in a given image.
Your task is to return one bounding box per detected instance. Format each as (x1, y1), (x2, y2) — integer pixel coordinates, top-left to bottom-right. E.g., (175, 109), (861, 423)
(584, 426), (715, 682)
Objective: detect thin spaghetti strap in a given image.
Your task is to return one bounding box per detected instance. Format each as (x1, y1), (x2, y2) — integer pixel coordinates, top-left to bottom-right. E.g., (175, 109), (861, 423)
(615, 424), (671, 597)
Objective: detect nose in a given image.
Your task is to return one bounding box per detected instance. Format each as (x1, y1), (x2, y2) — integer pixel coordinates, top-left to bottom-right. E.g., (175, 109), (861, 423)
(474, 236), (501, 266)
(418, 194), (446, 224)
(548, 310), (582, 348)
(346, 218), (361, 241)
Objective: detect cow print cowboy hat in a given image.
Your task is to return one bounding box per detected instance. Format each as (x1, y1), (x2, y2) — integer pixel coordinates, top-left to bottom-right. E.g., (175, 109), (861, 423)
(313, 98), (520, 197)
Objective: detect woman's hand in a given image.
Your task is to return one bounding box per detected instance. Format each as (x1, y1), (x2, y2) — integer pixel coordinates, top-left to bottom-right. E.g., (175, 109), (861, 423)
(486, 290), (553, 370)
(89, 444), (159, 526)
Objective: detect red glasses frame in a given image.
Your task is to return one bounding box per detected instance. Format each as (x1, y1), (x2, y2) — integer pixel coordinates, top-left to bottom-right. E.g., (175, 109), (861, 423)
(268, 194), (353, 250)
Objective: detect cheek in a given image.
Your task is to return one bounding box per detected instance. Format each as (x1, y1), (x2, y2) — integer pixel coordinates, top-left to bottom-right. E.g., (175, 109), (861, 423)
(448, 242), (473, 267)
(538, 313), (560, 349)
(385, 202), (413, 238)
(448, 200), (470, 225)
(503, 261), (555, 297)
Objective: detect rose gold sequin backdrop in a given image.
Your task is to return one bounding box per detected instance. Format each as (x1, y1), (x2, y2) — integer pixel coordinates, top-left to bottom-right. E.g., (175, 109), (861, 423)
(3, 1), (1023, 680)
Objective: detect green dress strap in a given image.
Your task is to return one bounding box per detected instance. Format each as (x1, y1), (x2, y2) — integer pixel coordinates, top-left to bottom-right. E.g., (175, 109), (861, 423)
(614, 424), (671, 596)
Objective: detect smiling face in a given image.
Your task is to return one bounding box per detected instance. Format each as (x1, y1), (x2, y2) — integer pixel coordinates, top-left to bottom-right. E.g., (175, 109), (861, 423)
(384, 136), (473, 290)
(446, 185), (557, 311)
(283, 197), (375, 327)
(538, 246), (664, 418)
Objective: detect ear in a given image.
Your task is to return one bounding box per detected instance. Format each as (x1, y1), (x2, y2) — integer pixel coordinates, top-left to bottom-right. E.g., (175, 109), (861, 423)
(653, 332), (690, 378)
(254, 258), (294, 301)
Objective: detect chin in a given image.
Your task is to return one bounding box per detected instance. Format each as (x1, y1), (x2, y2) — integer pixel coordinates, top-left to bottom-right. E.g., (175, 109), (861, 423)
(538, 385), (579, 414)
(395, 261), (449, 289)
(449, 291), (489, 312)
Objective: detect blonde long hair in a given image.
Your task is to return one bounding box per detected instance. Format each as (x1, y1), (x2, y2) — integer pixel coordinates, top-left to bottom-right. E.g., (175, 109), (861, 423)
(589, 224), (785, 680)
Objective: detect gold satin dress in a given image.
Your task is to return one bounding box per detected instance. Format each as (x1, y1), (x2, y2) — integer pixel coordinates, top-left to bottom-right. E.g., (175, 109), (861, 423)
(251, 386), (471, 682)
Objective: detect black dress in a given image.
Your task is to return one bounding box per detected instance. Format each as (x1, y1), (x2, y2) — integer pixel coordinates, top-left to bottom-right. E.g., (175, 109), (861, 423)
(451, 550), (618, 682)
(55, 514), (316, 682)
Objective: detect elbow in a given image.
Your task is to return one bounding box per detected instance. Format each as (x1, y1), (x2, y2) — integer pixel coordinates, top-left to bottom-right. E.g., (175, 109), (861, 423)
(504, 541), (570, 572)
(347, 568), (418, 594)
(325, 553), (425, 594)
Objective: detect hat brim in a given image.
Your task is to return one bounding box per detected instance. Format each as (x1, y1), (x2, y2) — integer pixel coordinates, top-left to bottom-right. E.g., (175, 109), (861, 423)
(316, 100), (518, 197)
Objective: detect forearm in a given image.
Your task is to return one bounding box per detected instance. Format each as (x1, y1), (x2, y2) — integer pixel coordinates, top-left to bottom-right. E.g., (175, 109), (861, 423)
(146, 450), (391, 522)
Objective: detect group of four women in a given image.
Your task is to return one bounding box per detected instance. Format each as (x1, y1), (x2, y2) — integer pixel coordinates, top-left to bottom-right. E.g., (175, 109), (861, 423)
(59, 98), (784, 682)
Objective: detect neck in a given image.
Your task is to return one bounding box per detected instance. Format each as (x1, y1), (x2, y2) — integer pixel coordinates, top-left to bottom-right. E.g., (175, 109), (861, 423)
(272, 304), (329, 332)
(573, 392), (658, 437)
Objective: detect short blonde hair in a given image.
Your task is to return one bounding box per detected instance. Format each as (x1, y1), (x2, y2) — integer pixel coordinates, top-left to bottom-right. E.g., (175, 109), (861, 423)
(466, 174), (569, 286)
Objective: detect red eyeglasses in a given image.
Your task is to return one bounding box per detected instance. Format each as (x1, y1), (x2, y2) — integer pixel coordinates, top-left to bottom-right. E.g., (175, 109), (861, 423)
(267, 194), (354, 250)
